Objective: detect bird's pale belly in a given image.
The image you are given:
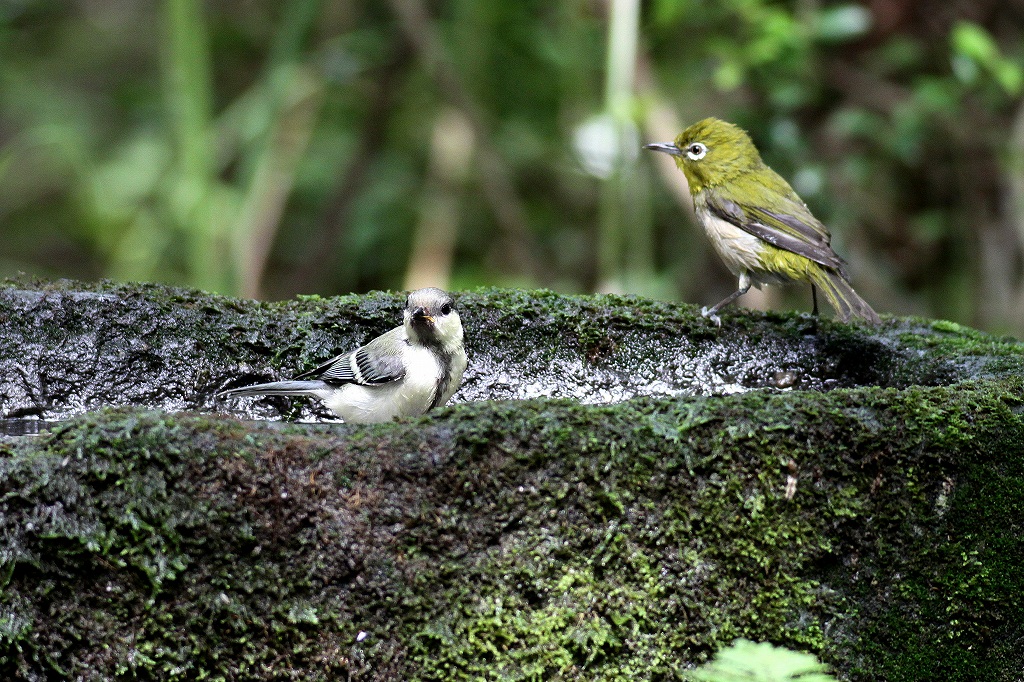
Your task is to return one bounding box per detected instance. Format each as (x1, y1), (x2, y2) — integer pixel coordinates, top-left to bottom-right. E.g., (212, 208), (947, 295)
(697, 211), (796, 286)
(325, 346), (443, 422)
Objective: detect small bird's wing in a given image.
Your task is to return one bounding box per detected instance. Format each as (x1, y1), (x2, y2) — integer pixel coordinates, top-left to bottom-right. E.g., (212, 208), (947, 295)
(294, 327), (407, 386)
(704, 173), (846, 272)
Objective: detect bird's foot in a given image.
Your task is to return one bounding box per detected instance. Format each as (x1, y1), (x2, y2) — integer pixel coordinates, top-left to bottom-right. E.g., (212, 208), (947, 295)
(700, 307), (722, 327)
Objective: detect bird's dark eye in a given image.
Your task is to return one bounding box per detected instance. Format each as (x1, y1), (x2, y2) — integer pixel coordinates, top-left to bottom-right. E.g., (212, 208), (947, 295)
(687, 143), (707, 160)
(440, 303), (453, 315)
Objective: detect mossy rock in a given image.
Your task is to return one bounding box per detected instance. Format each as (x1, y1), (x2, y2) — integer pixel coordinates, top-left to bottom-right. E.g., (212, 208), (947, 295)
(0, 278), (1023, 680)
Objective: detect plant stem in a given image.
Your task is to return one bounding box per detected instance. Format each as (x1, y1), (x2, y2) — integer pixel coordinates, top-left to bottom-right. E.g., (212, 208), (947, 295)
(162, 0), (224, 292)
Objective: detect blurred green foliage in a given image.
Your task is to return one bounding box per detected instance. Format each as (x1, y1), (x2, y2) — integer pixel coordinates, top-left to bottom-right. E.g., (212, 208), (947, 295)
(2, 0), (1024, 331)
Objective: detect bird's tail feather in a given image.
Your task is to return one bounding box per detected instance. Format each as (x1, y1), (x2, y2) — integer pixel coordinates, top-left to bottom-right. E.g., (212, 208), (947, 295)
(219, 380), (329, 399)
(810, 267), (881, 324)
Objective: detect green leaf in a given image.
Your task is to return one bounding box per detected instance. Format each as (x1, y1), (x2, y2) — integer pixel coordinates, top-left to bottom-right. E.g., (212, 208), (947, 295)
(951, 22), (1001, 65)
(685, 639), (837, 682)
(950, 21), (1023, 96)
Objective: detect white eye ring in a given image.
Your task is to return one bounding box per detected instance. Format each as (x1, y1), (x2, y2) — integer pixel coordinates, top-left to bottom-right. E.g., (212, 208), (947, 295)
(686, 143), (707, 160)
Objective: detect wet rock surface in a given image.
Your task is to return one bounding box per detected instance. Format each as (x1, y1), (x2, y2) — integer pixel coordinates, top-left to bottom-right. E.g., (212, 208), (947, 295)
(1, 278), (1023, 681)
(0, 278), (1016, 423)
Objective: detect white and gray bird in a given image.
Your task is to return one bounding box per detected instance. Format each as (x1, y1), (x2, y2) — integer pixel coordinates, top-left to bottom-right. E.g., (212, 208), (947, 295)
(220, 288), (467, 423)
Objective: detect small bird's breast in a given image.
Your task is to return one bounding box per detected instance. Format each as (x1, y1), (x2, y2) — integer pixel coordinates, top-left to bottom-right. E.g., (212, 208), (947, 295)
(435, 348), (468, 408)
(695, 208), (794, 285)
(401, 344), (447, 406)
(695, 209), (765, 274)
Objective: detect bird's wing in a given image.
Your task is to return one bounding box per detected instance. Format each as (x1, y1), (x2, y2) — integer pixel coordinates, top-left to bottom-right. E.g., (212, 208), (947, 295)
(704, 177), (846, 271)
(294, 327), (407, 386)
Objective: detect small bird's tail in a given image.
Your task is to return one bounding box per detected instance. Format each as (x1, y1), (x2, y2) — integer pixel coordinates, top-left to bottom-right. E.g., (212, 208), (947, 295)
(810, 267), (881, 325)
(219, 380), (330, 399)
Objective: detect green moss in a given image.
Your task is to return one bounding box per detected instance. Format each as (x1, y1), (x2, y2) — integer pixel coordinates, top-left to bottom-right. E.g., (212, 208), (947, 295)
(3, 279), (1024, 679)
(1, 375), (1022, 679)
(843, 423), (1024, 681)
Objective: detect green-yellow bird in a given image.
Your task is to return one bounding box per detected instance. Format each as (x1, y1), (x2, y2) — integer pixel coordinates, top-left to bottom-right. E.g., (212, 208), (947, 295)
(645, 118), (880, 326)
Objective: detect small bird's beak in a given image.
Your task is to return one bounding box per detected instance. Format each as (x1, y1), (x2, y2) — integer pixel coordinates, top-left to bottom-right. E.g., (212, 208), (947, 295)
(643, 142), (684, 157)
(412, 307), (434, 324)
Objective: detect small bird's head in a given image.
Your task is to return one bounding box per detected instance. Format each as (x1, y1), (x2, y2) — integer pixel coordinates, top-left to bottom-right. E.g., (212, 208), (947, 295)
(644, 118), (763, 193)
(404, 287), (463, 349)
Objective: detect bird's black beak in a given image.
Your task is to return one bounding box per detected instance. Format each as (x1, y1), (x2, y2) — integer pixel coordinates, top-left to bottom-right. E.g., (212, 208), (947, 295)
(411, 307), (434, 324)
(643, 142), (684, 157)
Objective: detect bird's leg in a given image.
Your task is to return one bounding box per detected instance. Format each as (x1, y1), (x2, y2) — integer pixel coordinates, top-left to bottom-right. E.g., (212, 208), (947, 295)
(811, 284), (819, 317)
(701, 273), (751, 327)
